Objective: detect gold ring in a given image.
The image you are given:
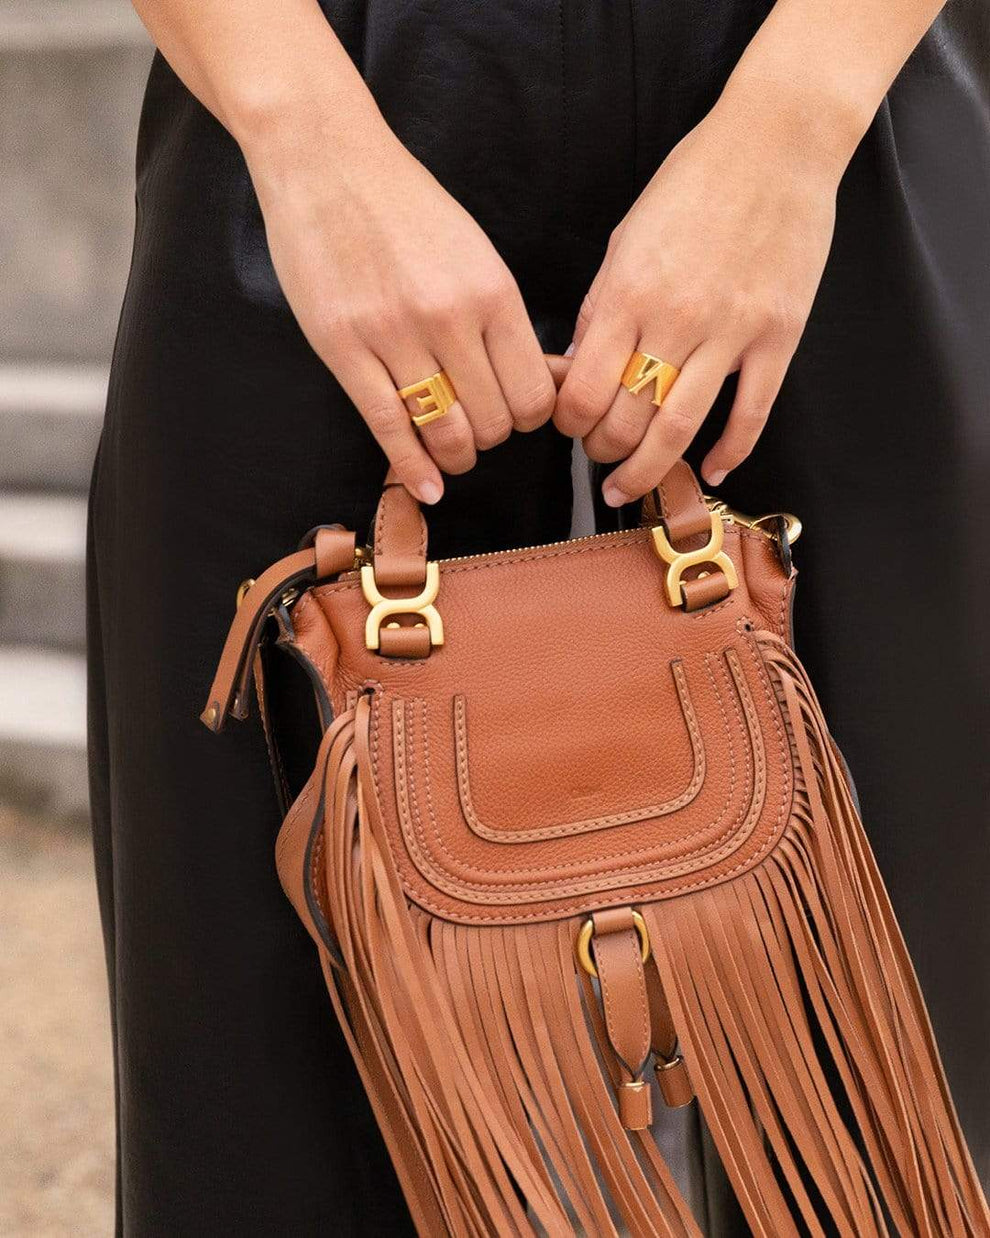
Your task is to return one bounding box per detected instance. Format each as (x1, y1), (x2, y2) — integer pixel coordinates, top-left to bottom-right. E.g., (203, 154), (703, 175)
(398, 370), (457, 426)
(621, 351), (680, 407)
(576, 911), (651, 979)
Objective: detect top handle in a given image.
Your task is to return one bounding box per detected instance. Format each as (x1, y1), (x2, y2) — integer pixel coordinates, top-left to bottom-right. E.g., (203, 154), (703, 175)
(371, 353), (714, 586)
(370, 460), (715, 590)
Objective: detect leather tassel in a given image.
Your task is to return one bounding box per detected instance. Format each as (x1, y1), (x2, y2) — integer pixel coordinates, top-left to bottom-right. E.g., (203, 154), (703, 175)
(641, 633), (988, 1238)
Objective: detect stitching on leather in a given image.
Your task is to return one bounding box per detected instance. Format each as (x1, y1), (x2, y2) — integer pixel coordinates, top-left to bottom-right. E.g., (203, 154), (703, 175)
(379, 635), (792, 918)
(309, 525), (773, 605)
(385, 636), (782, 904)
(374, 492), (386, 559)
(404, 659), (745, 880)
(453, 660), (707, 842)
(597, 926), (650, 1073)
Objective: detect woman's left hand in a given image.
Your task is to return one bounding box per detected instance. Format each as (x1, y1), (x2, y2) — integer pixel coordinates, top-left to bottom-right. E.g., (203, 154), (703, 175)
(554, 90), (843, 505)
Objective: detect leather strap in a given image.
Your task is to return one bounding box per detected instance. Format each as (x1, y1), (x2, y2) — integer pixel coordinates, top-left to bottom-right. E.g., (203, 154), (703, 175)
(371, 457), (713, 594)
(590, 907), (654, 1131)
(372, 471), (428, 590)
(201, 528), (356, 731)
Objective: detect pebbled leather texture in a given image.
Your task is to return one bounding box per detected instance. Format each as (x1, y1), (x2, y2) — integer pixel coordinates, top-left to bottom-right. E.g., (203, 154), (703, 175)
(284, 466), (794, 923)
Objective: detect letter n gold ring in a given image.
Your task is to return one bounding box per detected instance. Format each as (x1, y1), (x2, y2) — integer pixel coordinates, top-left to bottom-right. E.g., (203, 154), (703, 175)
(398, 371), (457, 426)
(620, 351), (680, 407)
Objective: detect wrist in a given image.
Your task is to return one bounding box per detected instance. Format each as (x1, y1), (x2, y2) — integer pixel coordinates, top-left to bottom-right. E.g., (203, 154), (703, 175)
(222, 28), (393, 182)
(715, 63), (873, 185)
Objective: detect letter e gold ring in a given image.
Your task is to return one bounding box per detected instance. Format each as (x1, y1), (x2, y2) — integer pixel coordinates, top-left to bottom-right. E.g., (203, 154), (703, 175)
(398, 371), (457, 426)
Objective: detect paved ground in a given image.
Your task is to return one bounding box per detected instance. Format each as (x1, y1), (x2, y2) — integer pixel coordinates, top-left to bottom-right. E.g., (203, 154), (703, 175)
(0, 807), (114, 1236)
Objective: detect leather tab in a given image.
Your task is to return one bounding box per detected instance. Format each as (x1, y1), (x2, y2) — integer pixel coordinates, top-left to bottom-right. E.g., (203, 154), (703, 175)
(200, 548), (317, 731)
(653, 460), (711, 546)
(590, 907), (653, 1130)
(681, 571), (730, 612)
(314, 526), (357, 579)
(373, 473), (428, 590)
(618, 1080), (653, 1131)
(655, 1055), (694, 1109)
(378, 624), (432, 659)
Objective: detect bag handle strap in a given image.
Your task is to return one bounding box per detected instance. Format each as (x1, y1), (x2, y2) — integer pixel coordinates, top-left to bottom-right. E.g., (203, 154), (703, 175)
(371, 353), (713, 587)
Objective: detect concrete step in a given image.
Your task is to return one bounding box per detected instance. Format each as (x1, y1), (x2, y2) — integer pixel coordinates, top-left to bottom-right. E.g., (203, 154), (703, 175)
(0, 365), (105, 491)
(0, 646), (88, 824)
(1, 2), (151, 364)
(0, 492), (87, 651)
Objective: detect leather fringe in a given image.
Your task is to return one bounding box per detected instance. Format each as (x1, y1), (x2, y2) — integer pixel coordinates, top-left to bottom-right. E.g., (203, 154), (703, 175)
(641, 633), (988, 1237)
(288, 637), (990, 1236)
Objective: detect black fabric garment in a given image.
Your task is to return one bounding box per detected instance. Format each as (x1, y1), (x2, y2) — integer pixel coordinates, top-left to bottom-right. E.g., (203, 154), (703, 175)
(88, 1), (990, 1233)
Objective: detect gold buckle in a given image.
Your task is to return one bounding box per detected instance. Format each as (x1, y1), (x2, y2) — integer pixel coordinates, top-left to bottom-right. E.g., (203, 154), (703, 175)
(576, 911), (651, 979)
(651, 511), (739, 608)
(360, 561), (444, 651)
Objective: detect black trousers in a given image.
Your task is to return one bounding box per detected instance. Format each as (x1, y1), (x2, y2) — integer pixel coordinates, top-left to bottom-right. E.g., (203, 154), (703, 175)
(89, 2), (990, 1232)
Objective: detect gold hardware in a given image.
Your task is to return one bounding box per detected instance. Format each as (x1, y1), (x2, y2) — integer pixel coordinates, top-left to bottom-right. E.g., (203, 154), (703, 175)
(361, 561), (444, 651)
(651, 511), (739, 608)
(576, 911), (651, 979)
(398, 371), (457, 426)
(620, 351), (680, 406)
(705, 499), (802, 546)
(235, 578), (256, 610)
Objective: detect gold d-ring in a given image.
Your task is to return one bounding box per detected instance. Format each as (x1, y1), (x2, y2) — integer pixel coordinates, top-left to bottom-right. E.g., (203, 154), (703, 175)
(576, 911), (651, 979)
(398, 371), (457, 426)
(620, 351), (680, 406)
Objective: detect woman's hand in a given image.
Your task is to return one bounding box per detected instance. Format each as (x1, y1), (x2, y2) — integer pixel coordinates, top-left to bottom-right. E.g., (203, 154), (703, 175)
(246, 111), (555, 505)
(555, 87), (842, 505)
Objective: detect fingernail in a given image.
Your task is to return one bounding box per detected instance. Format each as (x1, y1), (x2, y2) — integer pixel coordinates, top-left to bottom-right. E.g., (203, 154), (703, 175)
(704, 468), (727, 488)
(602, 483), (629, 508)
(419, 480), (442, 505)
(564, 341), (576, 357)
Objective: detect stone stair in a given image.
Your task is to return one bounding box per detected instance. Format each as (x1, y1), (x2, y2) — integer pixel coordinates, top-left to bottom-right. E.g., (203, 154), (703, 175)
(0, 3), (151, 823)
(0, 366), (105, 822)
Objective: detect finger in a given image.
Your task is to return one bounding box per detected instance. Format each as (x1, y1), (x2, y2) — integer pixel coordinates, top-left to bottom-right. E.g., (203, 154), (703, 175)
(570, 264), (609, 352)
(544, 353), (570, 389)
(701, 346), (789, 486)
(601, 342), (734, 505)
(583, 337), (693, 465)
(440, 334), (515, 450)
(328, 347), (444, 505)
(484, 308), (556, 432)
(388, 350), (477, 477)
(554, 313), (638, 439)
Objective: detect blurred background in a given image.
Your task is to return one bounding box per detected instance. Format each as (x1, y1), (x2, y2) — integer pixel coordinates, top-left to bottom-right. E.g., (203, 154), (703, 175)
(1, 3), (152, 1232)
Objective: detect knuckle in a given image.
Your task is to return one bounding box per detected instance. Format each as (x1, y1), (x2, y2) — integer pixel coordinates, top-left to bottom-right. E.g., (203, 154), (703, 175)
(736, 398), (771, 428)
(418, 291), (462, 330)
(662, 287), (706, 332)
(765, 299), (805, 342)
(352, 301), (399, 343)
(594, 411), (644, 459)
(425, 417), (474, 455)
(510, 377), (556, 428)
(660, 404), (700, 444)
(362, 399), (401, 435)
(471, 268), (515, 318)
(559, 373), (606, 428)
(474, 416), (512, 451)
(615, 466), (655, 501)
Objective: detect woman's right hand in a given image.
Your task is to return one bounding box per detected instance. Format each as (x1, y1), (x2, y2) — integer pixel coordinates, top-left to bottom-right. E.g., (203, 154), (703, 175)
(245, 111), (556, 505)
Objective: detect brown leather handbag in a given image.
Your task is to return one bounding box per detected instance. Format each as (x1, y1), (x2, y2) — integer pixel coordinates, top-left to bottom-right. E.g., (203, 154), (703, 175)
(203, 460), (988, 1237)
